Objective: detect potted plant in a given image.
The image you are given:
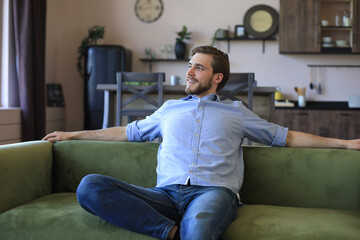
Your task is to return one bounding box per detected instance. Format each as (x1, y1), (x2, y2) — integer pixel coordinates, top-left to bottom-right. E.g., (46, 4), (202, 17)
(210, 26), (230, 46)
(175, 25), (192, 59)
(77, 25), (105, 78)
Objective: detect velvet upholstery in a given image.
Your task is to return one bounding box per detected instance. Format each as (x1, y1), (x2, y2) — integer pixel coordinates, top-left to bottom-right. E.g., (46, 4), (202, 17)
(0, 140), (359, 240)
(0, 193), (155, 240)
(224, 205), (360, 240)
(0, 141), (52, 213)
(240, 147), (360, 211)
(52, 140), (158, 193)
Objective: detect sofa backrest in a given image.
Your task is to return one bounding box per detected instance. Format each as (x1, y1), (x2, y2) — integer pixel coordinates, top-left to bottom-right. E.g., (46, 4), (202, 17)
(240, 146), (360, 211)
(52, 141), (360, 211)
(52, 140), (158, 193)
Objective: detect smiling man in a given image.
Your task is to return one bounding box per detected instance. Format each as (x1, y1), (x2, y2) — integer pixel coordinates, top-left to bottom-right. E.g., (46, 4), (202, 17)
(43, 46), (360, 240)
(185, 50), (225, 97)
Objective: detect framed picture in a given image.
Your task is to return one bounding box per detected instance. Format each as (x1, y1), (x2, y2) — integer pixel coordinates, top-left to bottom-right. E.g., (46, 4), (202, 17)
(47, 83), (65, 107)
(234, 25), (245, 38)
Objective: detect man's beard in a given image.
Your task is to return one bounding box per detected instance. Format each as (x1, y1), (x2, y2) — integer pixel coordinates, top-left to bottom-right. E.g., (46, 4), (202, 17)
(185, 76), (213, 96)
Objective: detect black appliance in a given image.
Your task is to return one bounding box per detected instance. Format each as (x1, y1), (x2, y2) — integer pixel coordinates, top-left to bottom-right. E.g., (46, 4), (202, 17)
(84, 45), (132, 130)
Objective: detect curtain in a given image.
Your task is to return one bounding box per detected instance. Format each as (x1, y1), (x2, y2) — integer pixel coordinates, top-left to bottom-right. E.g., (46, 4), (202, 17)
(12, 0), (46, 141)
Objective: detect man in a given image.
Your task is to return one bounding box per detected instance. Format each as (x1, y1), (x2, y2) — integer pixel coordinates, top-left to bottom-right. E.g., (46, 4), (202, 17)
(43, 46), (360, 240)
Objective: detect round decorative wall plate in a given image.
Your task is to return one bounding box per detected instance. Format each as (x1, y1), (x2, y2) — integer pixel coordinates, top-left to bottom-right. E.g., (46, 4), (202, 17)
(135, 0), (164, 23)
(243, 5), (279, 39)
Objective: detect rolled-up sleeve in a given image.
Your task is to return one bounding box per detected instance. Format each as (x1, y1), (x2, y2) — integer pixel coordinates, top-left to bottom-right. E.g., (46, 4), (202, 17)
(241, 104), (288, 147)
(126, 121), (143, 142)
(271, 124), (288, 147)
(126, 102), (166, 142)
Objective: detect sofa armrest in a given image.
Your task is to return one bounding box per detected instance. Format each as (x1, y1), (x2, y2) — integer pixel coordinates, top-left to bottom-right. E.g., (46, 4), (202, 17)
(0, 141), (53, 213)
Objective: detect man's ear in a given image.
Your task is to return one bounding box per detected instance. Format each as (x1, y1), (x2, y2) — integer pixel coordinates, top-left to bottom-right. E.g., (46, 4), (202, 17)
(213, 73), (223, 85)
(213, 73), (224, 88)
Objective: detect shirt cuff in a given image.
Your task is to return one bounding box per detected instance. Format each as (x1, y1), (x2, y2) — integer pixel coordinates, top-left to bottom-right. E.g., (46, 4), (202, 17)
(126, 121), (142, 142)
(271, 125), (288, 147)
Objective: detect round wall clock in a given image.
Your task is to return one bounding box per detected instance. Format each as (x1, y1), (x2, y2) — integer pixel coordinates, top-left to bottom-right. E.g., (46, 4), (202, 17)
(135, 0), (164, 23)
(243, 5), (279, 39)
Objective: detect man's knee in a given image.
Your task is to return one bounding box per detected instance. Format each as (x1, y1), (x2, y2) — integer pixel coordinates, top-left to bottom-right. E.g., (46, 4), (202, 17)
(76, 174), (104, 205)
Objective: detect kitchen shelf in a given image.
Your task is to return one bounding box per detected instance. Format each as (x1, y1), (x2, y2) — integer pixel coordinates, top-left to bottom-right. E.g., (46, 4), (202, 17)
(215, 37), (276, 54)
(280, 0), (359, 54)
(139, 58), (189, 72)
(322, 0), (351, 3)
(321, 26), (352, 30)
(321, 47), (352, 54)
(307, 64), (360, 68)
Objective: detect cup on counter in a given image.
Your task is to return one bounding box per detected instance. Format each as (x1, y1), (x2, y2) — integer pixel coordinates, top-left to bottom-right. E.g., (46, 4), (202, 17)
(298, 95), (306, 107)
(170, 75), (182, 85)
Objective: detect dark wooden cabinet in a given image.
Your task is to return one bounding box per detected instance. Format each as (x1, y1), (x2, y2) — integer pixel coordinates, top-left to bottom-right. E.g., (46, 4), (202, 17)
(280, 0), (320, 53)
(280, 0), (360, 54)
(273, 109), (360, 139)
(353, 0), (360, 52)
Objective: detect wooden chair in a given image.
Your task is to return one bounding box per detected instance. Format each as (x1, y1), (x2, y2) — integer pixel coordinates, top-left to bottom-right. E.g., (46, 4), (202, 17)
(219, 73), (254, 110)
(116, 72), (165, 126)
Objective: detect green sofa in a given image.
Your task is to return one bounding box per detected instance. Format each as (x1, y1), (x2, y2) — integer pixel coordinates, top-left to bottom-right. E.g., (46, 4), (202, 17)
(0, 140), (359, 240)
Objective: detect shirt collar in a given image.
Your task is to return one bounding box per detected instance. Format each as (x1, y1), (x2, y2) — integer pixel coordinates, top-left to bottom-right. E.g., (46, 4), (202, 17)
(182, 94), (220, 102)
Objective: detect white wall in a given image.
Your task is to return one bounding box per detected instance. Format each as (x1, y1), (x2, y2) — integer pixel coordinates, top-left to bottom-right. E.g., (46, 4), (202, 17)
(46, 0), (360, 131)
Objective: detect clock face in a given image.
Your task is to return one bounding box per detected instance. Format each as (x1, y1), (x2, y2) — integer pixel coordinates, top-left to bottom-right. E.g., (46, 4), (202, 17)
(135, 0), (164, 23)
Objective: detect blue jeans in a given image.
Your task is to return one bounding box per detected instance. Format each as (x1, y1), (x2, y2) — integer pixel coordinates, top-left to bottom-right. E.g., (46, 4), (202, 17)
(76, 174), (238, 240)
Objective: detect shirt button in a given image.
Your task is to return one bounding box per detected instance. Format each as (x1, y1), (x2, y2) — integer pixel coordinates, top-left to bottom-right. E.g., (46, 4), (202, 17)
(196, 119), (200, 123)
(189, 171), (193, 173)
(199, 106), (202, 109)
(191, 163), (195, 165)
(193, 148), (196, 151)
(195, 134), (198, 137)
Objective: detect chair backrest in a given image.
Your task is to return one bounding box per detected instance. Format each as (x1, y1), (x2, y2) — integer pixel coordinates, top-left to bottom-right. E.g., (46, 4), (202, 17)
(116, 72), (165, 126)
(219, 72), (254, 110)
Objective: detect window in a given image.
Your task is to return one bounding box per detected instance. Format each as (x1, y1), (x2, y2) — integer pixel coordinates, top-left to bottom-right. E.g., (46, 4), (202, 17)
(1, 0), (18, 108)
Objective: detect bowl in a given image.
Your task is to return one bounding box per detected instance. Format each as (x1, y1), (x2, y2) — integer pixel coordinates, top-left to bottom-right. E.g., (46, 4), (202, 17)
(335, 40), (347, 47)
(321, 20), (329, 26)
(322, 37), (332, 43)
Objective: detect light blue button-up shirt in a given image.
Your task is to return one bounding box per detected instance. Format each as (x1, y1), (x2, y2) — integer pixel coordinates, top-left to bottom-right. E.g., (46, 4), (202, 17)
(126, 94), (288, 195)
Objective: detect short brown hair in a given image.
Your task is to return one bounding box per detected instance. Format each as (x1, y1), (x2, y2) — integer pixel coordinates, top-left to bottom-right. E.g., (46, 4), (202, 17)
(191, 46), (230, 91)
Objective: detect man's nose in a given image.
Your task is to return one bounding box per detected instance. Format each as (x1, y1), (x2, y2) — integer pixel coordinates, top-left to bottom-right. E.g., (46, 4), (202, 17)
(187, 67), (194, 76)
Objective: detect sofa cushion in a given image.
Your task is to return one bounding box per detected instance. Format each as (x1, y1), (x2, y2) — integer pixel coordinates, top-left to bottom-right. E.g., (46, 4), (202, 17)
(1, 193), (359, 240)
(0, 193), (156, 240)
(223, 204), (360, 240)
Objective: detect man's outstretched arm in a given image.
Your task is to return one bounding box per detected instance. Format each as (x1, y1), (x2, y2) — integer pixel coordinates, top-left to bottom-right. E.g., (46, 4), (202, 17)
(42, 126), (128, 142)
(285, 130), (360, 150)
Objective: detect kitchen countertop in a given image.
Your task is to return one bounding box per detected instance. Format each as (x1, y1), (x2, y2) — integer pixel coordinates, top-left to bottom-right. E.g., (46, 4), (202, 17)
(275, 101), (360, 110)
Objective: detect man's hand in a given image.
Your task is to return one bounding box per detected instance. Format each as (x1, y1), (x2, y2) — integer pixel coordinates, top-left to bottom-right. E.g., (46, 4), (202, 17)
(42, 131), (75, 142)
(346, 139), (360, 150)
